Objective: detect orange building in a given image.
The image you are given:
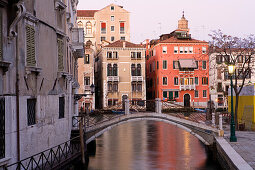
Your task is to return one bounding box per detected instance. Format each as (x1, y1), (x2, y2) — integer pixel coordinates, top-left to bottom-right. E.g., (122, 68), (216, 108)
(146, 14), (209, 107)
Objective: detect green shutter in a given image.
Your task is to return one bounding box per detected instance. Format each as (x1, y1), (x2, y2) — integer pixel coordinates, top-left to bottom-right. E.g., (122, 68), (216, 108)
(0, 11), (2, 61)
(57, 38), (64, 71)
(26, 25), (36, 66)
(169, 91), (173, 100)
(174, 91), (179, 98)
(163, 91), (167, 98)
(195, 77), (198, 85)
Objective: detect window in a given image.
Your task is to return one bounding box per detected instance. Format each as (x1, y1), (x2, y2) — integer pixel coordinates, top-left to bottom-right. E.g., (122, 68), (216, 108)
(132, 82), (142, 92)
(174, 77), (178, 85)
(238, 55), (243, 63)
(111, 6), (114, 11)
(195, 90), (199, 98)
(84, 54), (89, 64)
(59, 97), (65, 119)
(108, 82), (118, 92)
(184, 47), (188, 53)
(86, 21), (92, 34)
(57, 37), (64, 71)
(157, 61), (159, 69)
(163, 91), (167, 98)
(163, 60), (167, 69)
(179, 47), (183, 53)
(137, 64), (141, 76)
(195, 61), (198, 69)
(77, 21), (83, 28)
(173, 61), (179, 69)
(169, 91), (173, 100)
(111, 16), (114, 21)
(203, 90), (207, 98)
(120, 22), (125, 34)
(111, 36), (115, 42)
(202, 47), (206, 54)
(189, 47), (193, 53)
(108, 99), (118, 106)
(216, 55), (223, 64)
(131, 52), (142, 59)
(174, 91), (179, 98)
(0, 11), (2, 61)
(195, 77), (199, 85)
(27, 98), (36, 126)
(107, 64), (112, 76)
(84, 77), (90, 85)
(111, 26), (114, 32)
(224, 55), (230, 64)
(101, 22), (106, 34)
(113, 64), (118, 76)
(163, 77), (167, 85)
(121, 36), (125, 40)
(0, 98), (5, 159)
(174, 46), (178, 54)
(162, 46), (167, 54)
(101, 36), (106, 42)
(202, 61), (206, 69)
(202, 77), (208, 85)
(26, 25), (36, 67)
(107, 51), (118, 59)
(131, 64), (142, 76)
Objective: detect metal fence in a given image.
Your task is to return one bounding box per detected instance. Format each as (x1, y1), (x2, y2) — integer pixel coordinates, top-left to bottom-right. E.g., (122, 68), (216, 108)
(5, 136), (81, 170)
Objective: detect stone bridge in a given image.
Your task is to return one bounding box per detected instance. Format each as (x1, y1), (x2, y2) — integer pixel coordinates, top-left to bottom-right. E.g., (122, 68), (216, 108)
(84, 112), (218, 146)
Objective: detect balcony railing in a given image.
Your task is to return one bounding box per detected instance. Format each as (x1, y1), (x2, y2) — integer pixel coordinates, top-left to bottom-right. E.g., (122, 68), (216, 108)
(107, 76), (119, 82)
(180, 84), (196, 91)
(84, 85), (91, 91)
(131, 76), (143, 82)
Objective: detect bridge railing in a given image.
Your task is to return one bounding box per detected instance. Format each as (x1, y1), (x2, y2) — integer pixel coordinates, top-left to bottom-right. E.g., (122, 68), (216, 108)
(5, 136), (81, 170)
(129, 99), (155, 112)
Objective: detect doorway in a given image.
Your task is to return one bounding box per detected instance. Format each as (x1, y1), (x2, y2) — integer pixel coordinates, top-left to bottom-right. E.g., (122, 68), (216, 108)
(184, 94), (190, 107)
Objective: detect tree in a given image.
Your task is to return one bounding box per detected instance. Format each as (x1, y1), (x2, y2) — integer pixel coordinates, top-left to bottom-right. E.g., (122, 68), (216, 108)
(209, 30), (255, 129)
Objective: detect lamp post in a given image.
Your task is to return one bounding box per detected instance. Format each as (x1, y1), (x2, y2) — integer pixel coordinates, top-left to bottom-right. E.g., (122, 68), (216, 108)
(228, 65), (237, 142)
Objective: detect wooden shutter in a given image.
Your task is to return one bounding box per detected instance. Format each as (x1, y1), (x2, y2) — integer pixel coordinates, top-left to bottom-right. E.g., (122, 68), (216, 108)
(26, 25), (36, 66)
(57, 38), (64, 71)
(0, 11), (2, 61)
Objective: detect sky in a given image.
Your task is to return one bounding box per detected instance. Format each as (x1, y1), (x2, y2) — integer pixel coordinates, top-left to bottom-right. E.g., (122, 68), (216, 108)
(77, 0), (255, 43)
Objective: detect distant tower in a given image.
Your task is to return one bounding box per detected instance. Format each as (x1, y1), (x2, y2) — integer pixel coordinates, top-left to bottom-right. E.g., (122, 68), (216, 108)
(178, 11), (189, 34)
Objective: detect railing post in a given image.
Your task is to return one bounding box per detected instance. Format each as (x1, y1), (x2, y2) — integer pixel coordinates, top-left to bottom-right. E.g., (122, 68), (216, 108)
(155, 98), (162, 114)
(125, 99), (130, 115)
(212, 112), (215, 127)
(218, 114), (224, 137)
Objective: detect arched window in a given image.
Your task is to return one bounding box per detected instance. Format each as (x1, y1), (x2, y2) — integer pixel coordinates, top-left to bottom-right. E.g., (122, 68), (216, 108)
(131, 64), (136, 76)
(113, 64), (118, 76)
(137, 64), (141, 76)
(107, 64), (112, 76)
(78, 21), (83, 28)
(86, 21), (92, 34)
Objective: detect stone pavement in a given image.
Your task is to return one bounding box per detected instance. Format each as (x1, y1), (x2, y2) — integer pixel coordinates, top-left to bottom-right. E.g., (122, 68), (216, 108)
(224, 126), (255, 169)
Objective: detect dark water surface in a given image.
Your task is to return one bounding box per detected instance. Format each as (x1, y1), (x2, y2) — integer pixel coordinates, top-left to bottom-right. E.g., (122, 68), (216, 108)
(86, 120), (221, 170)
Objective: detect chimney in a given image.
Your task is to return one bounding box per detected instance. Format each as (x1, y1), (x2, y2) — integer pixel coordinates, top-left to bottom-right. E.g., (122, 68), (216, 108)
(123, 41), (126, 48)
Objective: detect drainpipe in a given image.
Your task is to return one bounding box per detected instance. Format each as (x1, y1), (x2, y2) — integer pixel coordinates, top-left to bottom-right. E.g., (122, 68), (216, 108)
(9, 1), (26, 162)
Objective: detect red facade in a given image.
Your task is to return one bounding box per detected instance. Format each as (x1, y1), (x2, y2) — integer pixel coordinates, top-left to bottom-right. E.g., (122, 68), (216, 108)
(146, 28), (209, 107)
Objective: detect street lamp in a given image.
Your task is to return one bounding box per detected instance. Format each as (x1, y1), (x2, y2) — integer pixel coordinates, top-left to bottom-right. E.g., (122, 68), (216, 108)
(228, 64), (237, 142)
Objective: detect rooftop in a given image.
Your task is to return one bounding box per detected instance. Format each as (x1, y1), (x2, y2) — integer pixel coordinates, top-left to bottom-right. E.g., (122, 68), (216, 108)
(104, 40), (144, 48)
(77, 10), (98, 17)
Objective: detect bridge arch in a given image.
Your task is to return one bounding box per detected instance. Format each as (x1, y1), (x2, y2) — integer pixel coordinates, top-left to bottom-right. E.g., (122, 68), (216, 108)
(86, 113), (217, 145)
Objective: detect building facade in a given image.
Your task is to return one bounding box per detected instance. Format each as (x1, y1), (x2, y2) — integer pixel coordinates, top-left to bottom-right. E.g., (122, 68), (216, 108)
(0, 0), (83, 166)
(77, 3), (130, 50)
(146, 14), (209, 107)
(97, 40), (146, 108)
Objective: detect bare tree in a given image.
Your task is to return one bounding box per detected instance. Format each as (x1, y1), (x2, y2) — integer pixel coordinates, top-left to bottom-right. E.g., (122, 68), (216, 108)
(209, 30), (255, 128)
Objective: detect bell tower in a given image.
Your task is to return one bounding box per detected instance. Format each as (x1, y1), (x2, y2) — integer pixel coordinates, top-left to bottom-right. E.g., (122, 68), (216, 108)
(178, 11), (189, 33)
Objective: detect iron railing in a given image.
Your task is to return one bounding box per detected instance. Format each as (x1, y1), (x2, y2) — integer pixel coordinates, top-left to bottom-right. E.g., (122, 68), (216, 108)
(5, 136), (81, 170)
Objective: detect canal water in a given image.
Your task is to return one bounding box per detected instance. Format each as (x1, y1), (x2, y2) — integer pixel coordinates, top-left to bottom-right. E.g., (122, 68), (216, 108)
(86, 120), (221, 170)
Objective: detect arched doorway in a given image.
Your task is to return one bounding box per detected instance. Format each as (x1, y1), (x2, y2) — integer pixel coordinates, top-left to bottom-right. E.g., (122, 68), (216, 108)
(184, 94), (190, 107)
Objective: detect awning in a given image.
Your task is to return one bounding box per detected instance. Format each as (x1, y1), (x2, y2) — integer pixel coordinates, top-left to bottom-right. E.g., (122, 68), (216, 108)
(178, 59), (197, 69)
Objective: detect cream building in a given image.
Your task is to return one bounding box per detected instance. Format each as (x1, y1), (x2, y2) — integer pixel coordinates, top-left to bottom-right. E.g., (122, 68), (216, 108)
(97, 40), (146, 108)
(77, 3), (130, 50)
(0, 0), (84, 166)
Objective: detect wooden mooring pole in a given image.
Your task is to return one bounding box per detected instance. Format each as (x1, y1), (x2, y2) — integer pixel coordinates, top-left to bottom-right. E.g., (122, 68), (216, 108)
(79, 116), (85, 164)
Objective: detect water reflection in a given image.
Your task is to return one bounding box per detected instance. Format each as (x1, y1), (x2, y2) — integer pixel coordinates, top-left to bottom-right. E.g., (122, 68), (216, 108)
(87, 120), (221, 170)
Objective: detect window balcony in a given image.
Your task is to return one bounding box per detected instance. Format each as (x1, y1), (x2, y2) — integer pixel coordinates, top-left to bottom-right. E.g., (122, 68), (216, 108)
(84, 85), (91, 91)
(179, 84), (196, 91)
(131, 76), (143, 82)
(107, 76), (119, 82)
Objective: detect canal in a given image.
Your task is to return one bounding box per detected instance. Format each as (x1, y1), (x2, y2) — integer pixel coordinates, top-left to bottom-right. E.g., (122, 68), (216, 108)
(85, 120), (222, 170)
